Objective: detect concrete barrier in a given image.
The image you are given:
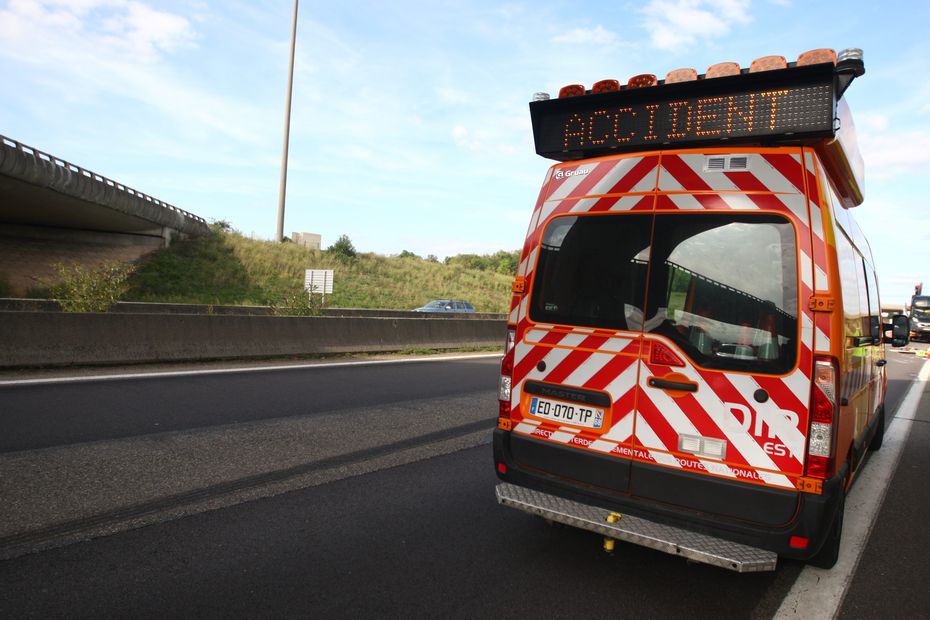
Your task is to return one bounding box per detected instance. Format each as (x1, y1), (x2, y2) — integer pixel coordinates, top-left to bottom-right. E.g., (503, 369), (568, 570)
(0, 312), (506, 368)
(0, 299), (506, 320)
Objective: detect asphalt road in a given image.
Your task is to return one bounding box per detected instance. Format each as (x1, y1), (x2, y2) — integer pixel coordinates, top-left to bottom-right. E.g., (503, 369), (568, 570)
(837, 350), (930, 619)
(0, 356), (500, 452)
(0, 351), (927, 618)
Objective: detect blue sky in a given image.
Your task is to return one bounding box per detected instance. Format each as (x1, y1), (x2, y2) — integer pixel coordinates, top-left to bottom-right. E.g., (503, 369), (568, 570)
(1, 0), (928, 306)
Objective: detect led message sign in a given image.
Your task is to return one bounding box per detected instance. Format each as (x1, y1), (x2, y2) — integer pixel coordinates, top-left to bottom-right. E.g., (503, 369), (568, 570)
(530, 65), (838, 161)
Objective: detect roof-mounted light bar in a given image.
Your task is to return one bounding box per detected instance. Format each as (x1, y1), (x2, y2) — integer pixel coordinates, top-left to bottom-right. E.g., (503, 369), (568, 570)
(539, 47), (858, 100)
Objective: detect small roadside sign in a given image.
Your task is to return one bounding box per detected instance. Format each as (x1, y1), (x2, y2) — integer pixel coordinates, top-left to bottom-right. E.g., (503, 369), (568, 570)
(304, 269), (334, 294)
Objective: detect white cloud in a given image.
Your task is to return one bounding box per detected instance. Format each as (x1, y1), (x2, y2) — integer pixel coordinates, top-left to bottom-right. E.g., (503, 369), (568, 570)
(639, 0), (752, 51)
(100, 1), (196, 61)
(436, 85), (474, 105)
(858, 112), (890, 132)
(551, 25), (618, 46)
(0, 0), (265, 145)
(1, 0), (194, 63)
(451, 125), (481, 152)
(860, 129), (930, 181)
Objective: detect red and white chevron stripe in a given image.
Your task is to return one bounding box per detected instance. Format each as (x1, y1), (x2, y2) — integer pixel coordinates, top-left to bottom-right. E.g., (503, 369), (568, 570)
(509, 148), (826, 491)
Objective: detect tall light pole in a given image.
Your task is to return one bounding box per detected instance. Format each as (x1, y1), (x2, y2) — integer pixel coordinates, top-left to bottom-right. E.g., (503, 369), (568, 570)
(276, 0), (299, 242)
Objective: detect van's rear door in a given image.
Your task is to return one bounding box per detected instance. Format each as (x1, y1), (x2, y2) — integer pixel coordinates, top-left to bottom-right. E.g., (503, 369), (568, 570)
(509, 154), (662, 496)
(625, 149), (818, 525)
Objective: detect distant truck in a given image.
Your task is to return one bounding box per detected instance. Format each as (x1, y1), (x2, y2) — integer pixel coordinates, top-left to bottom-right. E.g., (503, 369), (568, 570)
(909, 292), (930, 341)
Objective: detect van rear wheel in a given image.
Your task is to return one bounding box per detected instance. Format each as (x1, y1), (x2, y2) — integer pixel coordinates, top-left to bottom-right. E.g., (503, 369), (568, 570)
(808, 487), (845, 569)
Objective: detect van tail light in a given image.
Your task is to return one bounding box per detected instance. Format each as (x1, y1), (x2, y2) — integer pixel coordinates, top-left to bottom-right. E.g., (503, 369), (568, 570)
(806, 357), (838, 479)
(499, 328), (516, 422)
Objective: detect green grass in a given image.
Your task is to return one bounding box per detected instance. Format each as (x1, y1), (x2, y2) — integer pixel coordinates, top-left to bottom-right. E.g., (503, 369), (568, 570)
(124, 230), (516, 313)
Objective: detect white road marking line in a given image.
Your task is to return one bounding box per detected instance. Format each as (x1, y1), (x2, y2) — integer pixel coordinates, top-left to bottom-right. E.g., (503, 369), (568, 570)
(773, 358), (929, 620)
(0, 353), (503, 387)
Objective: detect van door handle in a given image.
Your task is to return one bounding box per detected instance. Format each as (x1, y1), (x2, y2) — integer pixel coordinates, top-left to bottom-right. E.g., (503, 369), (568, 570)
(647, 377), (698, 392)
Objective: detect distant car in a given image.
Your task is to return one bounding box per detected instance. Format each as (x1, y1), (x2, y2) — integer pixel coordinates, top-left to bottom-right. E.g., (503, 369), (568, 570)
(413, 299), (475, 313)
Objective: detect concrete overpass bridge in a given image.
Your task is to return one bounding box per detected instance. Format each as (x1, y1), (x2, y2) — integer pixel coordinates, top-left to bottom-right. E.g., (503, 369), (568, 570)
(0, 134), (211, 296)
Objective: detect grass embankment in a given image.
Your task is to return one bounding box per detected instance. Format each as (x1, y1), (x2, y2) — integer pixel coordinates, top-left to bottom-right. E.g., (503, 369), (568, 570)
(124, 230), (516, 313)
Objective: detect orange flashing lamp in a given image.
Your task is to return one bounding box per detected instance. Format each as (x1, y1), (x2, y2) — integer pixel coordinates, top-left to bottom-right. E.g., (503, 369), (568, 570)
(592, 79), (620, 93)
(665, 68), (697, 84)
(705, 62), (740, 78)
(558, 84), (586, 98)
(750, 55), (788, 72)
(627, 73), (657, 88)
(797, 48), (837, 66)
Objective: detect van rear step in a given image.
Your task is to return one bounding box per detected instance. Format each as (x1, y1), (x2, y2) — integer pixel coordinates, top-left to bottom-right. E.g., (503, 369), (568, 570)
(496, 482), (777, 573)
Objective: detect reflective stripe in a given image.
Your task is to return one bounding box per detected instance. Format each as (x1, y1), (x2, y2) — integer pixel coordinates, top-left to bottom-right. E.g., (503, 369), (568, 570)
(509, 150), (819, 491)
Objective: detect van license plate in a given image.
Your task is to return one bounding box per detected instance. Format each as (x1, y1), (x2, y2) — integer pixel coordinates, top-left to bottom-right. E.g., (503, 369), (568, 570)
(529, 397), (604, 429)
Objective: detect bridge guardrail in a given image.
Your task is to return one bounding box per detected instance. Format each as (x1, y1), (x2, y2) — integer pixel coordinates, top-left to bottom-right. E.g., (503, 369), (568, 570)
(0, 134), (210, 235)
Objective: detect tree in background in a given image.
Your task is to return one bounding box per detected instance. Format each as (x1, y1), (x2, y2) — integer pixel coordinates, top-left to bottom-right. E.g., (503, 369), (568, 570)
(327, 234), (357, 259)
(445, 250), (519, 275)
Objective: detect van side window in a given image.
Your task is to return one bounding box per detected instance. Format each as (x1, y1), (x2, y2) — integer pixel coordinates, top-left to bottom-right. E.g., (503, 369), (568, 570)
(864, 261), (881, 341)
(644, 213), (798, 375)
(836, 231), (866, 339)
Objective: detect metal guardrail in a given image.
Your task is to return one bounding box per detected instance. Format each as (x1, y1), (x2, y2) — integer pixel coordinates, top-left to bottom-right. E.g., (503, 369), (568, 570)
(0, 133), (208, 228)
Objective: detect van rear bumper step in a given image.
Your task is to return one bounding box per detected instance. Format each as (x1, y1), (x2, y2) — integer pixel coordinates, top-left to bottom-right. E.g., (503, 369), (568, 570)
(495, 482), (777, 573)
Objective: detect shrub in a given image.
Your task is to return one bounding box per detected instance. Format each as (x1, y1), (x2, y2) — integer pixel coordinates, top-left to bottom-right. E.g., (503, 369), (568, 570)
(326, 234), (357, 259)
(444, 250), (519, 275)
(270, 288), (324, 316)
(49, 261), (136, 312)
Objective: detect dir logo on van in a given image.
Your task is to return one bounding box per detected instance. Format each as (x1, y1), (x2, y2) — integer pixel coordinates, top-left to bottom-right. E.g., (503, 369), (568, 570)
(554, 167), (590, 180)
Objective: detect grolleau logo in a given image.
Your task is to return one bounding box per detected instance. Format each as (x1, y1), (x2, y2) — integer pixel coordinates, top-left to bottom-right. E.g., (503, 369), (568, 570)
(554, 167), (590, 180)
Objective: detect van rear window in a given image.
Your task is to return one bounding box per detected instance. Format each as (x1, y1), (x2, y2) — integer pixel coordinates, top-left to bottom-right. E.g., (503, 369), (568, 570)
(529, 213), (798, 374)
